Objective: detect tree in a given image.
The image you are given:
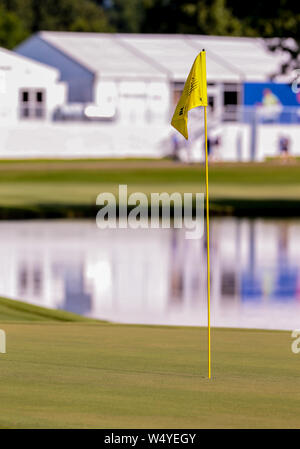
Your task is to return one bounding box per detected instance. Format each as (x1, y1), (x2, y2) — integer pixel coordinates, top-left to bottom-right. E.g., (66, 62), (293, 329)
(29, 0), (112, 33)
(0, 0), (113, 49)
(105, 0), (144, 33)
(196, 0), (243, 36)
(0, 0), (300, 76)
(227, 0), (300, 74)
(139, 0), (245, 35)
(0, 5), (28, 48)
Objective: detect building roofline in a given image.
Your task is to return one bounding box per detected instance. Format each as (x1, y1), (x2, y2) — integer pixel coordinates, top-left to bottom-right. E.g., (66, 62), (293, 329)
(35, 32), (96, 75)
(184, 36), (246, 80)
(114, 34), (171, 79)
(18, 31), (290, 83)
(37, 31), (169, 79)
(1, 44), (59, 77)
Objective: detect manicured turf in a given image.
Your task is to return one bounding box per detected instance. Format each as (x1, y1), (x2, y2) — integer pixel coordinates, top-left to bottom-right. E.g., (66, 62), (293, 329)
(0, 159), (299, 216)
(0, 297), (299, 428)
(0, 296), (99, 323)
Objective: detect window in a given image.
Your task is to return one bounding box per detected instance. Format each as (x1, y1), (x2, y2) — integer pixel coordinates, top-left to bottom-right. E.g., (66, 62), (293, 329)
(208, 95), (215, 112)
(222, 83), (241, 122)
(224, 91), (238, 106)
(22, 91), (29, 102)
(19, 89), (46, 119)
(36, 91), (43, 102)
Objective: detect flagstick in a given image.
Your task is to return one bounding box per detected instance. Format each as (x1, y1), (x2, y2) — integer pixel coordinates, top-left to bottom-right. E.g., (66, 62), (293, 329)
(204, 105), (211, 379)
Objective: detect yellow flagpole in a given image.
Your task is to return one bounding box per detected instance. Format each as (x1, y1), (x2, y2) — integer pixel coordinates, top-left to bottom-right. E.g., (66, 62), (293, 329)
(170, 48), (211, 377)
(204, 105), (211, 379)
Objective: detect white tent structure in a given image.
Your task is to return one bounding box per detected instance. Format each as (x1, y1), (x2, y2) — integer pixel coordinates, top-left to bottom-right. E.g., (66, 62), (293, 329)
(118, 34), (287, 81)
(16, 32), (289, 123)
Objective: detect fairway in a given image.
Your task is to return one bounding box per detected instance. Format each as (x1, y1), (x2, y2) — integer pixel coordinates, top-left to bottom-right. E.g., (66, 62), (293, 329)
(0, 159), (299, 217)
(0, 298), (299, 428)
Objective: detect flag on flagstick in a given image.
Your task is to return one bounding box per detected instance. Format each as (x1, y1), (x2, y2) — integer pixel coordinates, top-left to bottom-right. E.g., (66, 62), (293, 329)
(171, 51), (208, 139)
(171, 50), (212, 379)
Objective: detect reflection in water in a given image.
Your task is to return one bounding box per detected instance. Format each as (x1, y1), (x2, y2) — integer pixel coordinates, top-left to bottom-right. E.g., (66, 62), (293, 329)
(0, 218), (299, 330)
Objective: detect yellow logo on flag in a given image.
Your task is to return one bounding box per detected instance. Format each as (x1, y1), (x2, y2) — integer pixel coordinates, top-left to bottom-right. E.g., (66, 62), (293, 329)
(171, 51), (207, 140)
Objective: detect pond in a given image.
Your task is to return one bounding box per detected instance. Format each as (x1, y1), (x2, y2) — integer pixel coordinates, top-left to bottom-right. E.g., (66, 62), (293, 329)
(0, 218), (299, 330)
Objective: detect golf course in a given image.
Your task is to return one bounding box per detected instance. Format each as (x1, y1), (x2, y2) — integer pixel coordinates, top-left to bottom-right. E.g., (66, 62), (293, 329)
(0, 158), (299, 429)
(0, 297), (299, 429)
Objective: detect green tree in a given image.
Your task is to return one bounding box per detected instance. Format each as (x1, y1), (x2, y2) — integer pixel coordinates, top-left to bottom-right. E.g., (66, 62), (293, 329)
(196, 0), (243, 36)
(29, 0), (112, 33)
(0, 0), (33, 32)
(105, 0), (144, 33)
(0, 5), (28, 48)
(140, 0), (244, 35)
(0, 0), (113, 49)
(227, 0), (300, 73)
(1, 0), (300, 74)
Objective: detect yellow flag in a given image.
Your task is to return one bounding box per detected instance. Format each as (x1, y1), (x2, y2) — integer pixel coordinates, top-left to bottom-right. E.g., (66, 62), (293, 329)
(171, 51), (207, 140)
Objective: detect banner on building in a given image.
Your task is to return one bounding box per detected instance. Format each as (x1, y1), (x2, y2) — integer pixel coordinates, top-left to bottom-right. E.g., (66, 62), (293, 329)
(243, 82), (300, 124)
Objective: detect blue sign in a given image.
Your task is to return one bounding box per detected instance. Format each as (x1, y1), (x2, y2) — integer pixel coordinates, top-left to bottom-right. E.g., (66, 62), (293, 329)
(243, 82), (300, 123)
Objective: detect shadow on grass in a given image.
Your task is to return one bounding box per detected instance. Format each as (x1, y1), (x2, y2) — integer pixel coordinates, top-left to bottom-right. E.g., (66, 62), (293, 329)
(0, 199), (299, 219)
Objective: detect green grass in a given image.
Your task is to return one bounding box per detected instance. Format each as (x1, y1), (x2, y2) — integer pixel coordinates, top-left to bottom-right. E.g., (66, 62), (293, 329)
(0, 159), (299, 216)
(0, 159), (300, 186)
(0, 296), (99, 323)
(0, 297), (299, 428)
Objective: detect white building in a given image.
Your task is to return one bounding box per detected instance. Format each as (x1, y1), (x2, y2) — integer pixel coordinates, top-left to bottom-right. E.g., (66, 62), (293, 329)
(0, 46), (66, 123)
(16, 32), (289, 123)
(0, 32), (295, 160)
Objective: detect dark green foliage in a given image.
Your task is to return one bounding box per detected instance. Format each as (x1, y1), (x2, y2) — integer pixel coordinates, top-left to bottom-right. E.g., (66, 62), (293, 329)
(0, 0), (299, 70)
(0, 5), (28, 48)
(0, 0), (112, 48)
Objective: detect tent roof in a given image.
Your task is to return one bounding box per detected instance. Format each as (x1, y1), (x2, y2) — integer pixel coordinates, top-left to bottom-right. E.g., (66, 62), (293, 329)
(119, 34), (240, 82)
(34, 32), (290, 83)
(39, 32), (167, 80)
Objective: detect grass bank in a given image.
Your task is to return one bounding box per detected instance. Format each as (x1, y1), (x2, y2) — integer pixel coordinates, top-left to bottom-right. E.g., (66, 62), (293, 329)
(0, 159), (299, 217)
(0, 297), (298, 428)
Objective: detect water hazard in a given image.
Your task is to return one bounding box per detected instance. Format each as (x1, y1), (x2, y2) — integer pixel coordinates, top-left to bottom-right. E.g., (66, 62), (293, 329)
(0, 218), (299, 330)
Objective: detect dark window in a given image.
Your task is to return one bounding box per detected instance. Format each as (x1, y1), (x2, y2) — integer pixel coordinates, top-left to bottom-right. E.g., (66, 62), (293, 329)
(36, 91), (43, 102)
(208, 95), (215, 111)
(224, 91), (238, 106)
(19, 88), (46, 120)
(22, 91), (29, 102)
(223, 84), (241, 122)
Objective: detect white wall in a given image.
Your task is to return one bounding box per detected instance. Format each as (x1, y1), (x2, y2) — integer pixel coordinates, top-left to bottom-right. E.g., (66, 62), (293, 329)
(0, 122), (170, 158)
(256, 124), (300, 161)
(187, 123), (300, 162)
(94, 79), (171, 124)
(0, 116), (299, 160)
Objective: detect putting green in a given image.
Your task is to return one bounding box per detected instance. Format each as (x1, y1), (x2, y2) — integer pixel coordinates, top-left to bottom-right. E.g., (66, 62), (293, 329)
(0, 297), (299, 428)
